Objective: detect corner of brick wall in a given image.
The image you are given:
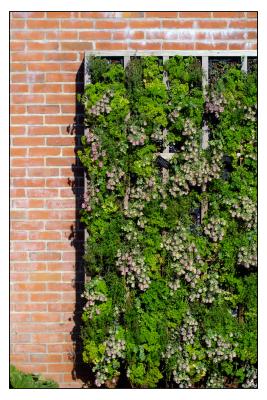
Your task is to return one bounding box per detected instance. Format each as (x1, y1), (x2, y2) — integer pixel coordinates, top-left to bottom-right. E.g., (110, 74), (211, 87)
(10, 11), (257, 388)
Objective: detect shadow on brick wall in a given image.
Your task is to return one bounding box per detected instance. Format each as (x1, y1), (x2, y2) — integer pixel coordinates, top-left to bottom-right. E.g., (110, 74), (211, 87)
(67, 60), (92, 386)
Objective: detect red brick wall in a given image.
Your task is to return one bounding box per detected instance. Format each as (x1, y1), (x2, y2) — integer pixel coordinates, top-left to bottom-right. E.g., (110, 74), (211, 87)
(10, 11), (257, 388)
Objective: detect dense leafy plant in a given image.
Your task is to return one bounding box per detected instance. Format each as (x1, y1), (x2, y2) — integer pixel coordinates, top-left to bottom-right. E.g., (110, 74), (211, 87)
(78, 56), (257, 388)
(10, 365), (59, 388)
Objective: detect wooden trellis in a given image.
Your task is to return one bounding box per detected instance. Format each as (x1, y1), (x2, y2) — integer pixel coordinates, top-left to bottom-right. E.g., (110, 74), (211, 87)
(83, 51), (257, 239)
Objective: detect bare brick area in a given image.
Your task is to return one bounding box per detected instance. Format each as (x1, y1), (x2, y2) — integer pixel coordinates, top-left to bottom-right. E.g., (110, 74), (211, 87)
(10, 11), (257, 388)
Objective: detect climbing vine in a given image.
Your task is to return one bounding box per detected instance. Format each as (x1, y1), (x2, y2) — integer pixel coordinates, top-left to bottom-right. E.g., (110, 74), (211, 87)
(78, 55), (257, 388)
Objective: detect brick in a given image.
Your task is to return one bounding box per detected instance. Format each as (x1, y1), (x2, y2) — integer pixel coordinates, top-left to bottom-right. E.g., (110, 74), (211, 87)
(162, 42), (195, 50)
(10, 354), (30, 363)
(46, 158), (75, 167)
(31, 84), (62, 93)
(11, 334), (32, 347)
(28, 126), (59, 135)
(11, 221), (44, 230)
(27, 105), (60, 114)
(10, 272), (28, 281)
(13, 242), (45, 251)
(11, 115), (43, 125)
(95, 20), (127, 29)
(10, 105), (26, 114)
(10, 231), (27, 240)
(30, 354), (62, 363)
(10, 252), (28, 262)
(47, 12), (75, 18)
(30, 272), (61, 282)
(28, 63), (60, 72)
(162, 20), (194, 29)
(45, 115), (74, 125)
(12, 158), (44, 167)
(29, 148), (60, 157)
(29, 231), (61, 240)
(10, 210), (27, 219)
(129, 20), (161, 29)
(48, 343), (73, 353)
(45, 52), (77, 61)
(46, 31), (78, 40)
(11, 314), (31, 322)
(30, 293), (61, 302)
(61, 42), (93, 51)
(13, 137), (44, 146)
(10, 83), (29, 93)
(247, 12), (257, 18)
(12, 11), (45, 18)
(31, 313), (61, 322)
(15, 304), (47, 312)
(197, 20), (228, 29)
(113, 31), (144, 40)
(12, 52), (45, 62)
(47, 282), (73, 291)
(46, 137), (75, 146)
(11, 31), (45, 40)
(29, 252), (61, 261)
(14, 283), (46, 291)
(10, 148), (27, 158)
(46, 73), (75, 82)
(46, 94), (74, 104)
(48, 303), (74, 312)
(28, 168), (59, 177)
(27, 20), (59, 29)
(145, 12), (178, 18)
(12, 178), (45, 188)
(195, 42), (228, 50)
(10, 19), (25, 29)
(79, 31), (112, 40)
(10, 293), (29, 302)
(27, 42), (59, 51)
(47, 363), (73, 373)
(32, 333), (66, 343)
(27, 188), (58, 198)
(17, 365), (48, 374)
(229, 20), (257, 29)
(61, 20), (93, 29)
(96, 41), (128, 50)
(212, 12), (245, 18)
(10, 42), (25, 51)
(14, 344), (46, 353)
(11, 73), (45, 83)
(12, 262), (46, 272)
(130, 42), (161, 50)
(12, 94), (44, 104)
(228, 43), (256, 50)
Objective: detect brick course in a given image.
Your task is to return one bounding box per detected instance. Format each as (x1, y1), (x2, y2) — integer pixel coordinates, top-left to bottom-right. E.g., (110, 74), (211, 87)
(10, 11), (257, 388)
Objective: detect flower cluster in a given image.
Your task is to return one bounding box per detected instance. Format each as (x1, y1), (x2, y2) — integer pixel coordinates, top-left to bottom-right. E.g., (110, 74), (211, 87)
(238, 243), (257, 268)
(127, 125), (146, 146)
(88, 90), (113, 116)
(106, 167), (125, 191)
(168, 106), (182, 123)
(169, 139), (222, 197)
(180, 313), (199, 344)
(116, 248), (151, 291)
(204, 333), (237, 364)
(81, 278), (107, 319)
(203, 217), (227, 242)
(242, 365), (257, 388)
(243, 105), (257, 122)
(94, 330), (126, 387)
(228, 195), (257, 229)
(206, 373), (225, 388)
(189, 273), (222, 304)
(205, 92), (226, 118)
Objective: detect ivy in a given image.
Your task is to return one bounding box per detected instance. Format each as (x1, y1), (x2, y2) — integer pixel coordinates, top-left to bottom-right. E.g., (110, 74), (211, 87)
(78, 56), (257, 388)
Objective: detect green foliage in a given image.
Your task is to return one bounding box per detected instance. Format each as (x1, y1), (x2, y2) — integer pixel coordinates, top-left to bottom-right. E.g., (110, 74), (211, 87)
(10, 365), (59, 388)
(78, 56), (257, 388)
